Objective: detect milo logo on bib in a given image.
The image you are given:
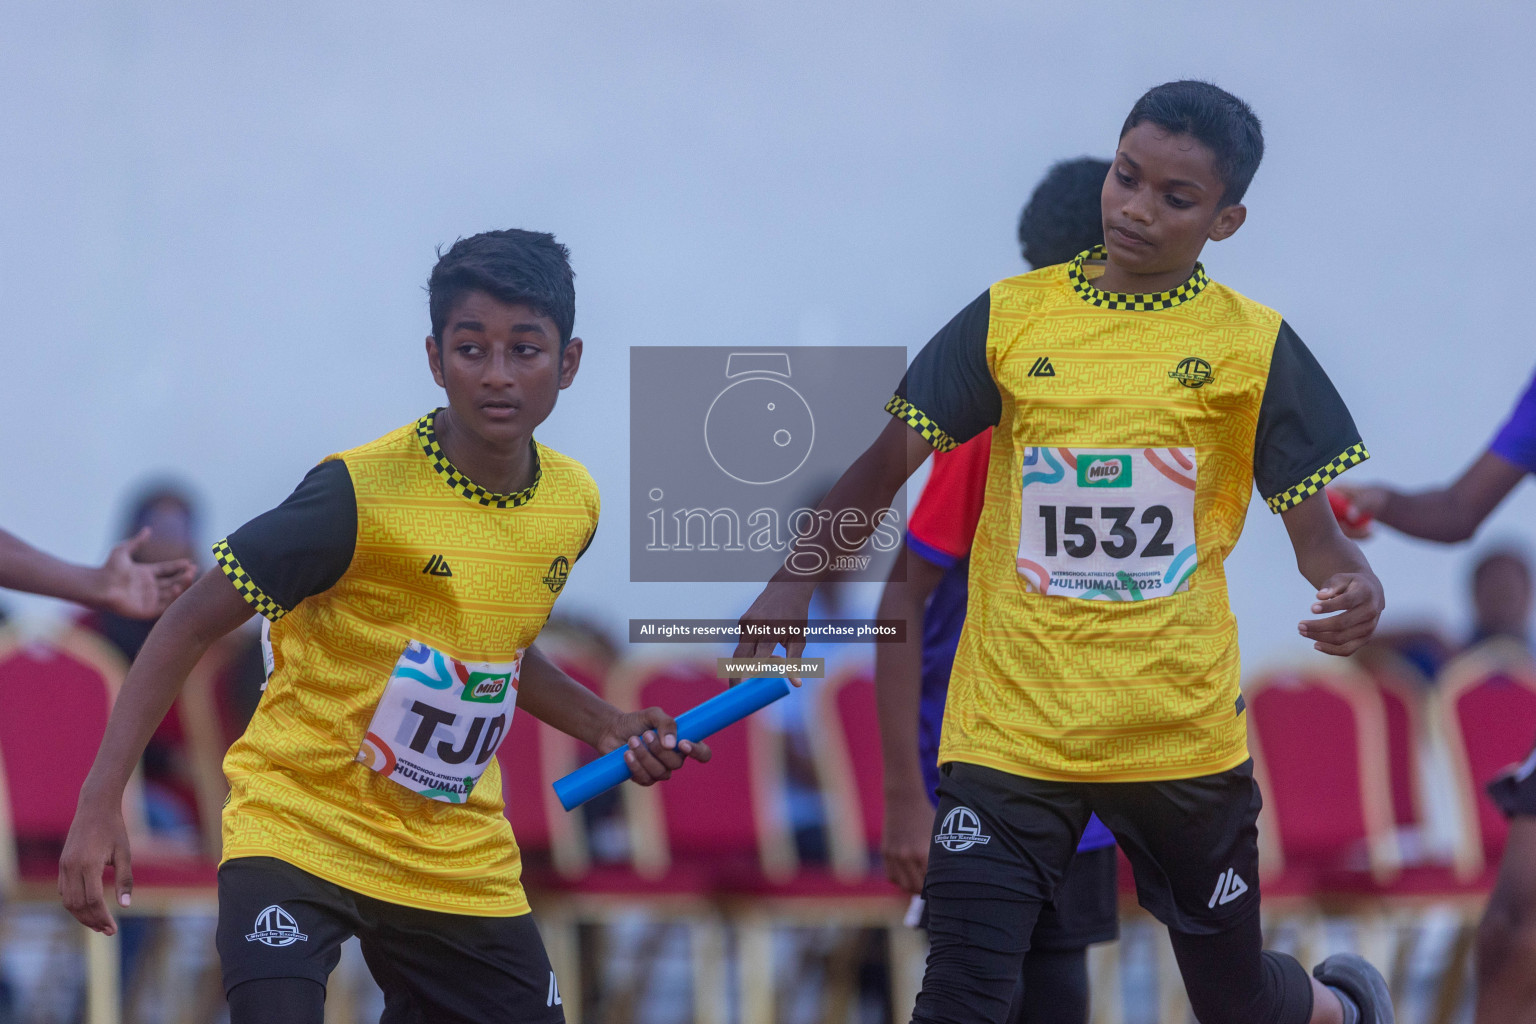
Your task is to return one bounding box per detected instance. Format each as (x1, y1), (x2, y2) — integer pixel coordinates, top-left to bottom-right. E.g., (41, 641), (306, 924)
(464, 671), (511, 703)
(1078, 455), (1130, 487)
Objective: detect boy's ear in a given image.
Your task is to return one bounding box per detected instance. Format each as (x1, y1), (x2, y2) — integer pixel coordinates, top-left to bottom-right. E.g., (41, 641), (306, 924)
(559, 337), (583, 390)
(426, 336), (447, 388)
(1209, 203), (1247, 242)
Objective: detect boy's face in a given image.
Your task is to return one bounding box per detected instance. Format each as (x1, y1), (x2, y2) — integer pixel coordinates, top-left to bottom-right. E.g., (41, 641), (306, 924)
(425, 290), (581, 448)
(1101, 122), (1247, 276)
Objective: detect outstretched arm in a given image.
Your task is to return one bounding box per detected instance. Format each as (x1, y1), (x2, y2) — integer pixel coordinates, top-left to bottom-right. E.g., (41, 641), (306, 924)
(0, 527), (196, 618)
(1282, 492), (1384, 656)
(734, 418), (935, 665)
(517, 645), (710, 783)
(874, 543), (945, 894)
(59, 567), (254, 934)
(1336, 451), (1527, 543)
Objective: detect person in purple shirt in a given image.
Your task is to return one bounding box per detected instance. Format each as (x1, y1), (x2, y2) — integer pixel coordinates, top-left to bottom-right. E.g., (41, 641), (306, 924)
(1336, 368), (1536, 1022)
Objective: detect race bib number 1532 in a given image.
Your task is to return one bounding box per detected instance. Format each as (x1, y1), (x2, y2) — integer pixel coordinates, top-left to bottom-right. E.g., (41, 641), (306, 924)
(1016, 447), (1198, 601)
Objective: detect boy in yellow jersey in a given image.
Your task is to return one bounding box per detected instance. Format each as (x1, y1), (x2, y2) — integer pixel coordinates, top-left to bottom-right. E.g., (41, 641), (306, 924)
(737, 83), (1393, 1023)
(59, 230), (709, 1024)
(877, 158), (1120, 1024)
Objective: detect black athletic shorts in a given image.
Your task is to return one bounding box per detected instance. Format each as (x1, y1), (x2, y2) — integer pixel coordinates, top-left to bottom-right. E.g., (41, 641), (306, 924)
(216, 857), (565, 1023)
(917, 842), (1118, 951)
(1033, 843), (1118, 949)
(926, 760), (1261, 936)
(1489, 738), (1536, 819)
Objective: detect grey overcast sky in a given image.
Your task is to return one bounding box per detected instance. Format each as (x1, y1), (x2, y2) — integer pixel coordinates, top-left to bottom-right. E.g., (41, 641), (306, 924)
(2, 1), (1533, 672)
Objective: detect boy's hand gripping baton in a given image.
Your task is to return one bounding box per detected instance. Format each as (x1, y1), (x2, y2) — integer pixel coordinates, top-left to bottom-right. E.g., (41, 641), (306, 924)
(552, 675), (793, 811)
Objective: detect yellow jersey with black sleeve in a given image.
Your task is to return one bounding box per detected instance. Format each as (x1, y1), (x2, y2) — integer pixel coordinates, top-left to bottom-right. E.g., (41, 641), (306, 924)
(211, 409), (599, 915)
(887, 247), (1367, 783)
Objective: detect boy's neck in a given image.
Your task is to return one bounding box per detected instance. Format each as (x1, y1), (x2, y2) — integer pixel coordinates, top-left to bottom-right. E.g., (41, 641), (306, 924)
(1092, 256), (1202, 296)
(433, 407), (536, 496)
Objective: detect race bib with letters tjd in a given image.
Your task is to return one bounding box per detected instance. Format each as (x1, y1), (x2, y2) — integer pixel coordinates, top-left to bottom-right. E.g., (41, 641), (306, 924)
(356, 640), (522, 803)
(1016, 447), (1199, 601)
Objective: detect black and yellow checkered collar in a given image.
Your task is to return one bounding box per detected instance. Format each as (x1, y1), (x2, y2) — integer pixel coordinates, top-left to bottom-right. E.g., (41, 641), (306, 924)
(415, 409), (541, 509)
(1067, 245), (1210, 312)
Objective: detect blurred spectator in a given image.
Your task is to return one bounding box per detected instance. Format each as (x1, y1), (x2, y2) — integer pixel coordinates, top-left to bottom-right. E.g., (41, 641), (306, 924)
(783, 580), (871, 863)
(1470, 547), (1533, 649)
(1332, 360), (1536, 1022)
(81, 483), (201, 661)
(540, 611), (622, 683)
(77, 482), (205, 842)
(539, 613), (629, 862)
(1360, 625), (1455, 681)
(219, 628), (271, 736)
(771, 481), (878, 864)
(1353, 549), (1530, 679)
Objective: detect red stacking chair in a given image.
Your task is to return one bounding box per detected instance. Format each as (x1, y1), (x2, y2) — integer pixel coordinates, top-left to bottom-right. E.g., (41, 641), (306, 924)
(1353, 646), (1436, 846)
(615, 659), (794, 886)
(747, 668), (927, 1016)
(0, 627), (135, 883)
(1245, 663), (1401, 894)
(814, 668), (889, 882)
(496, 696), (588, 882)
(549, 658), (777, 1024)
(0, 626), (219, 1024)
(491, 683), (590, 1021)
(1432, 638), (1536, 883)
(0, 626), (217, 886)
(175, 633), (257, 859)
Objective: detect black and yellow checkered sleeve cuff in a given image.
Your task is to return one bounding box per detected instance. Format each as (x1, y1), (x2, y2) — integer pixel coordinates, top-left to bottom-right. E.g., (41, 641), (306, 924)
(885, 395), (959, 452)
(1265, 443), (1370, 514)
(212, 539), (288, 622)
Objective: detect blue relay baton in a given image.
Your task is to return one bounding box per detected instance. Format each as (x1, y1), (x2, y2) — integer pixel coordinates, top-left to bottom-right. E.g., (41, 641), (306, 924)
(552, 675), (793, 811)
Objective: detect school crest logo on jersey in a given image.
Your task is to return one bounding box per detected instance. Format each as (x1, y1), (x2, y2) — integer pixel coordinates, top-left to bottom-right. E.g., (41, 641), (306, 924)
(543, 555), (571, 593)
(1169, 357), (1215, 389)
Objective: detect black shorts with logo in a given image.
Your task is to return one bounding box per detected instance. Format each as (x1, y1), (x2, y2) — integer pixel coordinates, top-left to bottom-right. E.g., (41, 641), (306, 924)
(926, 760), (1262, 936)
(1489, 738), (1536, 819)
(216, 857), (565, 1024)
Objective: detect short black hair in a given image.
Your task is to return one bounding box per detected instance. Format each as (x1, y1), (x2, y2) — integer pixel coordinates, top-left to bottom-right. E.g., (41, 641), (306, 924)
(1121, 81), (1264, 207)
(428, 229), (575, 347)
(119, 480), (198, 542)
(1017, 157), (1112, 269)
